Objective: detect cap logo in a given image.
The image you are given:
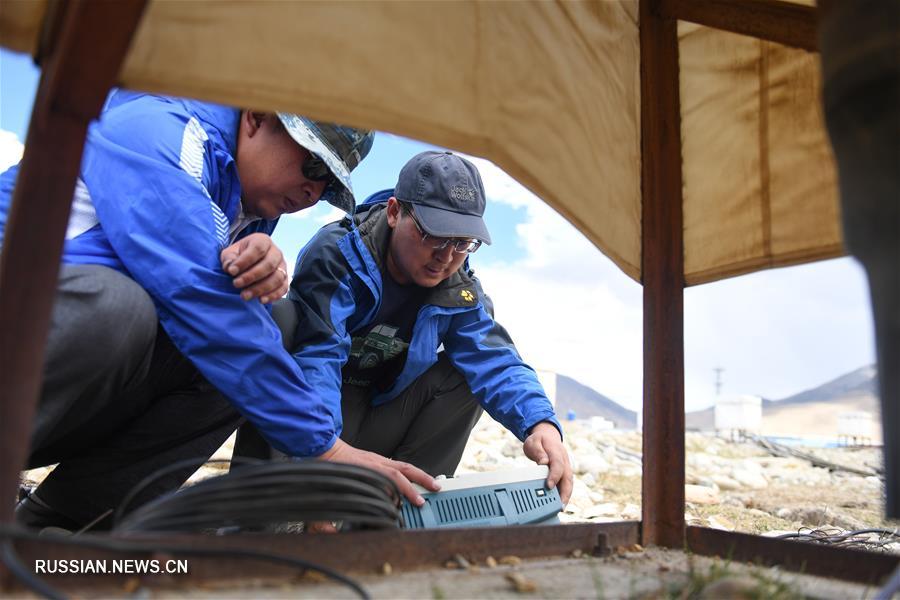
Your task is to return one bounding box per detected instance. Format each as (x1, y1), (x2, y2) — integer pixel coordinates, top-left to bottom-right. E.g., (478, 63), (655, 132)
(449, 185), (476, 203)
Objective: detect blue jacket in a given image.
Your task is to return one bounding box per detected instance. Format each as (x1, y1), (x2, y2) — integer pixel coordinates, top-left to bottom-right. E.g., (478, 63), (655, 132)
(284, 191), (561, 441)
(0, 91), (338, 457)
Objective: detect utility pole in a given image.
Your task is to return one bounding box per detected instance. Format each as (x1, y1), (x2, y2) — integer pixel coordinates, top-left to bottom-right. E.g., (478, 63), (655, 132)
(714, 367), (724, 396)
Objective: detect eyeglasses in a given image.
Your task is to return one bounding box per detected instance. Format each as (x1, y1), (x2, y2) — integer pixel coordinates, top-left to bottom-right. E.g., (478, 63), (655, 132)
(301, 154), (337, 188)
(404, 207), (482, 254)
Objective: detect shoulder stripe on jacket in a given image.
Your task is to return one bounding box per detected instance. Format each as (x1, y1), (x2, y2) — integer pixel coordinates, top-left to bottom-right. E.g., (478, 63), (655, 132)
(179, 116), (227, 247)
(179, 117), (208, 183)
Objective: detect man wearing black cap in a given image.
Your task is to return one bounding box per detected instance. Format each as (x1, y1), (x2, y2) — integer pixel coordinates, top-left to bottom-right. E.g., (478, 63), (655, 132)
(238, 150), (573, 505)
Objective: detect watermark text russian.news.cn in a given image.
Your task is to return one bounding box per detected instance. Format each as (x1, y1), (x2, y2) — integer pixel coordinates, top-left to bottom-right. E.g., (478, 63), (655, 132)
(34, 559), (189, 575)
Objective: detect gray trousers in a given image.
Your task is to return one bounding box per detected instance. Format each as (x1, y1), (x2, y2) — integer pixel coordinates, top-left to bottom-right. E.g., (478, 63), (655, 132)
(25, 265), (241, 528)
(235, 299), (484, 477)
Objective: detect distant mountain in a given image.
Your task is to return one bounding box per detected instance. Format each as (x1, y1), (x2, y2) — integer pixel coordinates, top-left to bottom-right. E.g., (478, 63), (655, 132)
(554, 374), (638, 429)
(770, 364), (877, 406)
(685, 364), (880, 437)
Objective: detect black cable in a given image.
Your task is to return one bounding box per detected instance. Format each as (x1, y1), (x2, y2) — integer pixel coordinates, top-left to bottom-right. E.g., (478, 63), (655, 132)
(1, 539), (66, 600)
(115, 461), (402, 533)
(0, 524), (370, 600)
(2, 458), (400, 597)
(115, 456), (263, 524)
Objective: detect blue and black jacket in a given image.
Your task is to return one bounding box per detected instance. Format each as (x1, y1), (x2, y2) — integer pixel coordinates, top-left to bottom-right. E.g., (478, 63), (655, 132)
(283, 190), (561, 441)
(0, 91), (338, 458)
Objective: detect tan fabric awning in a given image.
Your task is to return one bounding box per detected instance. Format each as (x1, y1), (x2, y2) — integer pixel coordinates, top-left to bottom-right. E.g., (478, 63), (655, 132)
(0, 0), (841, 286)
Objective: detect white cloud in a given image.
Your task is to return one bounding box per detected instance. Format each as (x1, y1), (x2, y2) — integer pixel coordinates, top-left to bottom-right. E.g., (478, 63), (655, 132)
(684, 258), (874, 407)
(0, 130), (23, 171)
(315, 206), (346, 225)
(282, 201), (345, 224)
(465, 156), (875, 415)
(464, 155), (645, 412)
(462, 154), (542, 211)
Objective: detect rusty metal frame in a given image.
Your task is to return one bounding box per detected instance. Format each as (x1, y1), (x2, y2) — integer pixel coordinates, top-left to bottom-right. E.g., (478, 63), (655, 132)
(3, 522), (638, 591)
(1, 0), (894, 593)
(662, 0), (818, 52)
(687, 527), (900, 585)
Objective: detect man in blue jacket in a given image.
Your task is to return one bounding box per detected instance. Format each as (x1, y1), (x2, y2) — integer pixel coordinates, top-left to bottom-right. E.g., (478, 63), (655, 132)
(238, 151), (573, 504)
(2, 91), (439, 530)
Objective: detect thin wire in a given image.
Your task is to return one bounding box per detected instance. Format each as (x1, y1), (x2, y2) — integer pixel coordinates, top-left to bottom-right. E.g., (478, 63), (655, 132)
(777, 527), (900, 553)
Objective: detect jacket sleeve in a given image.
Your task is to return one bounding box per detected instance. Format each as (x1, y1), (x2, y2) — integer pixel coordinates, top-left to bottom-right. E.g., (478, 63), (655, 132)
(79, 96), (337, 457)
(282, 227), (362, 436)
(443, 282), (562, 442)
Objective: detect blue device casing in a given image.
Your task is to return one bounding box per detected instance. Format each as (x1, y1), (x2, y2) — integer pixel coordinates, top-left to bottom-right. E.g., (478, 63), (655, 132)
(400, 476), (562, 529)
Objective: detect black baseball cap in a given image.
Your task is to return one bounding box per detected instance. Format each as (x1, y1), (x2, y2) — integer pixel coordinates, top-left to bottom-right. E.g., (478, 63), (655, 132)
(394, 151), (491, 244)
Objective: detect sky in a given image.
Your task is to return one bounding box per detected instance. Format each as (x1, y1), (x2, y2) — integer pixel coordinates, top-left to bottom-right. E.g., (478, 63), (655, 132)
(0, 48), (876, 414)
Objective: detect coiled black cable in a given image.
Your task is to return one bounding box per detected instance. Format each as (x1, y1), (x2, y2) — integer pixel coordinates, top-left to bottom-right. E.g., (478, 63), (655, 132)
(5, 459), (401, 599)
(115, 460), (402, 533)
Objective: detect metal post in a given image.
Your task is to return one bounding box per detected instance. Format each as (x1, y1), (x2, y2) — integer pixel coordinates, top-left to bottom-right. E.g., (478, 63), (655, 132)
(639, 0), (686, 548)
(0, 0), (147, 528)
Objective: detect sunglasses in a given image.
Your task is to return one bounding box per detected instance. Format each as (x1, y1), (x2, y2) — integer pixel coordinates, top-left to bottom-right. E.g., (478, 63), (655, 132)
(302, 155), (337, 188)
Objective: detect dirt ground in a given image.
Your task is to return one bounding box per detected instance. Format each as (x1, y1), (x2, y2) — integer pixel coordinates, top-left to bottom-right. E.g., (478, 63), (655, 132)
(6, 546), (881, 600)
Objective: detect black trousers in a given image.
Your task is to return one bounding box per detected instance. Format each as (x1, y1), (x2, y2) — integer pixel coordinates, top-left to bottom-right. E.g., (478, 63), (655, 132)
(235, 300), (483, 477)
(23, 265), (241, 528)
(820, 0), (899, 517)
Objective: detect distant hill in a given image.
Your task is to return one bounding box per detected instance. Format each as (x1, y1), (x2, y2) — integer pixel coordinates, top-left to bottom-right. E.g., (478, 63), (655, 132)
(554, 374), (638, 429)
(770, 365), (877, 406)
(685, 364), (880, 439)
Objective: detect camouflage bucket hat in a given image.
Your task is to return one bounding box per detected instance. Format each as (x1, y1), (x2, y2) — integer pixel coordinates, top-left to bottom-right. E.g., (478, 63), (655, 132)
(277, 114), (375, 213)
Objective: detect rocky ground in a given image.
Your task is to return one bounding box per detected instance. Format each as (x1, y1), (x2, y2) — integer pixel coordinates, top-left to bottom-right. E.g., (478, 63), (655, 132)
(458, 415), (896, 547)
(21, 415), (894, 543)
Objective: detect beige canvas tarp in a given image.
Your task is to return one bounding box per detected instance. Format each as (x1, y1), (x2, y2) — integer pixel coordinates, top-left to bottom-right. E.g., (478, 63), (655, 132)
(0, 0), (841, 286)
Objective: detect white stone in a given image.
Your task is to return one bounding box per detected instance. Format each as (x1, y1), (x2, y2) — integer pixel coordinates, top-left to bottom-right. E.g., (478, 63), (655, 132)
(619, 465), (642, 478)
(566, 477), (594, 513)
(583, 503), (620, 518)
(710, 474), (742, 491)
(730, 467), (768, 489)
(576, 454), (611, 478)
(687, 453), (715, 469)
(706, 515), (735, 531)
(621, 503), (641, 520)
(500, 439), (522, 458)
(685, 484), (720, 505)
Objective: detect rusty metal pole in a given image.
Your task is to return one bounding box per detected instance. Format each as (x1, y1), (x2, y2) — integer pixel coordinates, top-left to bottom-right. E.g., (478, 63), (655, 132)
(0, 0), (147, 529)
(639, 0), (686, 548)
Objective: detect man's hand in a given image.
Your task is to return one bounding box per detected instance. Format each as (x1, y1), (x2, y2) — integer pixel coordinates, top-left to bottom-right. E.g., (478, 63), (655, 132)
(523, 422), (573, 505)
(317, 438), (441, 506)
(220, 233), (289, 304)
